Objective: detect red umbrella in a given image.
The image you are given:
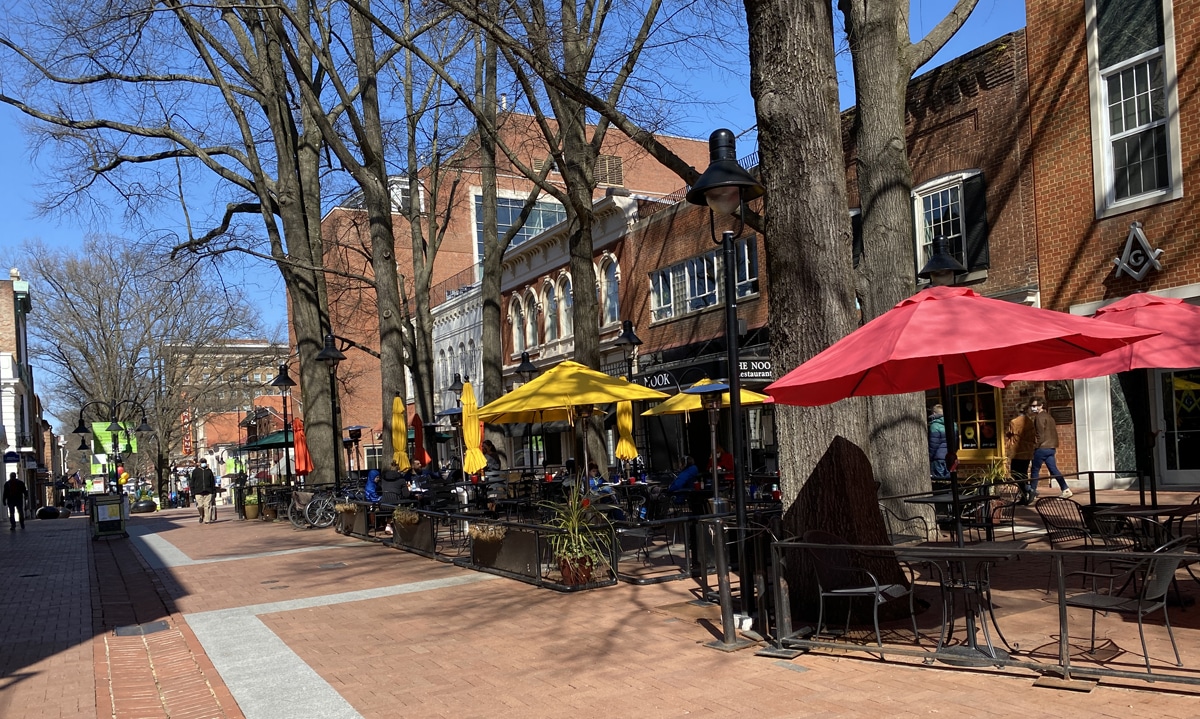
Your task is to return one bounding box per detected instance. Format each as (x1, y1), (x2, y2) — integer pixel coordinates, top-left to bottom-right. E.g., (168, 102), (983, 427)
(982, 293), (1200, 386)
(293, 419), (314, 476)
(766, 286), (1158, 406)
(411, 412), (432, 466)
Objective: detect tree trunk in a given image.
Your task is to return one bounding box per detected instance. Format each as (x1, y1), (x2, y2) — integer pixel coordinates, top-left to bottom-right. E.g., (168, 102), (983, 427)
(745, 0), (871, 534)
(842, 0), (931, 506)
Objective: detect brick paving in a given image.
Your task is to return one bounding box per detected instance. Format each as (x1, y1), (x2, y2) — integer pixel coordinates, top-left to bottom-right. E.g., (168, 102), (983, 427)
(3, 495), (1200, 718)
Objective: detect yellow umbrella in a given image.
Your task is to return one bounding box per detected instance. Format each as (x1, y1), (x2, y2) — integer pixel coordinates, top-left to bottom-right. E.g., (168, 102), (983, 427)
(461, 381), (488, 474)
(391, 395), (410, 471)
(615, 400), (638, 461)
(478, 360), (668, 423)
(641, 377), (770, 417)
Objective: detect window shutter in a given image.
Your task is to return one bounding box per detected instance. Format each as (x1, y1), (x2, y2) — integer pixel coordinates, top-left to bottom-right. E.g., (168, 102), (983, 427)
(962, 173), (990, 270)
(850, 210), (863, 268)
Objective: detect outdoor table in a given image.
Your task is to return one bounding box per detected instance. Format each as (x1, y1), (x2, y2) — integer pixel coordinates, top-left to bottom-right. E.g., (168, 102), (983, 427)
(896, 541), (1025, 665)
(1095, 503), (1200, 549)
(905, 492), (998, 543)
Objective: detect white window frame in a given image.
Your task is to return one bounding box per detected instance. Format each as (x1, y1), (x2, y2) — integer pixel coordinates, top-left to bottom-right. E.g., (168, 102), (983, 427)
(510, 298), (526, 354)
(543, 282), (559, 342)
(735, 238), (759, 298)
(686, 252), (720, 311)
(524, 292), (539, 349)
(650, 269), (674, 322)
(912, 171), (978, 275)
(559, 277), (574, 338)
(1086, 0), (1182, 218)
(601, 260), (620, 327)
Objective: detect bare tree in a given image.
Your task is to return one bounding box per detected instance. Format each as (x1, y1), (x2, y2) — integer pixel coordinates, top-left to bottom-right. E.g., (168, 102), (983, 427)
(839, 0), (979, 503)
(0, 0), (343, 483)
(20, 237), (266, 497)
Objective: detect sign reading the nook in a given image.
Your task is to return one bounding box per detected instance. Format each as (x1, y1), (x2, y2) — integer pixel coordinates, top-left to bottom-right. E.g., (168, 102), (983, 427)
(1113, 221), (1164, 281)
(641, 371), (677, 391)
(739, 359), (773, 381)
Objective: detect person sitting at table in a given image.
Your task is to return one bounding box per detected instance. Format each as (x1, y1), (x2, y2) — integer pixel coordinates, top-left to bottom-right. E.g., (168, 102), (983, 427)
(405, 458), (434, 493)
(707, 445), (734, 480)
(364, 468), (382, 502)
(482, 439), (505, 472)
(670, 456), (700, 492)
(378, 461), (410, 505)
(586, 462), (614, 494)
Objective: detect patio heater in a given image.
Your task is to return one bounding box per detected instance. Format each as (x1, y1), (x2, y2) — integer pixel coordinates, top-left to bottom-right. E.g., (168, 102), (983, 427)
(686, 128), (764, 621)
(576, 403), (594, 484)
(316, 334), (347, 495)
(270, 363), (296, 487)
(919, 235), (969, 545)
(685, 382), (730, 511)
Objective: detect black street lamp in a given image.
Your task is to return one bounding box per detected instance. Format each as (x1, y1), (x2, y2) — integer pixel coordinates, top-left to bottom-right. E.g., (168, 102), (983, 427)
(687, 128), (765, 620)
(515, 352), (538, 384)
(315, 334), (347, 494)
(613, 319), (643, 379)
(270, 363), (296, 487)
(73, 399), (154, 493)
(918, 235), (967, 288)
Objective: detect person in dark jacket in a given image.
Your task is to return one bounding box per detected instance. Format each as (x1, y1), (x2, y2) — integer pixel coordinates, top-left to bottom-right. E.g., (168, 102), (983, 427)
(379, 461), (409, 505)
(4, 472), (29, 530)
(191, 460), (217, 524)
(928, 405), (949, 479)
(1029, 397), (1072, 498)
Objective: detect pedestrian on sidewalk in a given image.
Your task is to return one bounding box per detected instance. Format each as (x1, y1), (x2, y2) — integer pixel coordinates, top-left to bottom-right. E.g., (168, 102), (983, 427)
(4, 472), (28, 530)
(1005, 402), (1037, 503)
(1029, 397), (1072, 499)
(191, 460), (217, 523)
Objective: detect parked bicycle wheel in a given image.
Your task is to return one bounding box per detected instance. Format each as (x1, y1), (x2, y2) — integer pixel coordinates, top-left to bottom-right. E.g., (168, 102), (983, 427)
(289, 491), (313, 529)
(305, 495), (337, 528)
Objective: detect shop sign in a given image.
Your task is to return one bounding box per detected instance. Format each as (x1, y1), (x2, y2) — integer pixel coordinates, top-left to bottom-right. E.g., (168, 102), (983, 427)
(738, 359), (774, 381)
(1113, 221), (1164, 281)
(641, 370), (677, 391)
(3, 451), (20, 463)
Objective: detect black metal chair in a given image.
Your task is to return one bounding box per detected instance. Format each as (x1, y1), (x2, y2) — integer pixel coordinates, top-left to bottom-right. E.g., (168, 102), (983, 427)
(1034, 497), (1097, 591)
(1065, 536), (1189, 673)
(803, 530), (918, 649)
(878, 503), (930, 545)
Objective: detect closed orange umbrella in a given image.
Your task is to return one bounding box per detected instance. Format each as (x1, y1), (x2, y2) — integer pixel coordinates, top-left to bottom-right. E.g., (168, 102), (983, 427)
(293, 419), (314, 476)
(411, 413), (431, 466)
(461, 381), (488, 475)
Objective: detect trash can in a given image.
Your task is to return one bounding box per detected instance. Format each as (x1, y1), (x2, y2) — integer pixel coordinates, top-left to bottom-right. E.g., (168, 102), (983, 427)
(91, 493), (128, 539)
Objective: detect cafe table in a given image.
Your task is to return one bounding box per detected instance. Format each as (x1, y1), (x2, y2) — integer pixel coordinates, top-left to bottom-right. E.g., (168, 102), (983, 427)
(905, 491), (999, 543)
(895, 541), (1026, 665)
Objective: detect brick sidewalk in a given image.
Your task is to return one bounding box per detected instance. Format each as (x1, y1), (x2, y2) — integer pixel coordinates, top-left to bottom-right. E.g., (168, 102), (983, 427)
(5, 499), (1200, 718)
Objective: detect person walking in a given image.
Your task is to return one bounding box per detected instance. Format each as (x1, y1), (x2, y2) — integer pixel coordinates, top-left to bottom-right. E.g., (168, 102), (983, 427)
(191, 460), (217, 523)
(1029, 397), (1072, 499)
(4, 472), (28, 530)
(1005, 402), (1037, 503)
(928, 405), (950, 480)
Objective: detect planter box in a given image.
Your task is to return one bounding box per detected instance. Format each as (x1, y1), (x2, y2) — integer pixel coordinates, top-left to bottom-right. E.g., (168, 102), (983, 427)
(244, 504), (261, 520)
(394, 518), (434, 553)
(471, 527), (539, 578)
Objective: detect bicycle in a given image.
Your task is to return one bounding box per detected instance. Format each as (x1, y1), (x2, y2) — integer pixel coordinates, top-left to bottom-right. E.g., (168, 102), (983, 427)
(302, 484), (366, 529)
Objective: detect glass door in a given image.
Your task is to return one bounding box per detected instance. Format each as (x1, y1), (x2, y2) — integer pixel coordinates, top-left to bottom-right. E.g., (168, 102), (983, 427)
(1154, 368), (1200, 486)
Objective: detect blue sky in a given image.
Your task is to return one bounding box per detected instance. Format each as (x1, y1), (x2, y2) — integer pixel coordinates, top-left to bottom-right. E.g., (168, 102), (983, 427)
(1, 0), (1024, 329)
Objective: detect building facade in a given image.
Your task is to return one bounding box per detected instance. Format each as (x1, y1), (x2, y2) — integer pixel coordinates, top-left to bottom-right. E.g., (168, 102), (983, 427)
(1, 268), (46, 504)
(1027, 0), (1200, 488)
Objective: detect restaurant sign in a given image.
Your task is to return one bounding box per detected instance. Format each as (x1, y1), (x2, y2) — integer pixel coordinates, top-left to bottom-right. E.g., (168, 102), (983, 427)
(739, 359), (774, 381)
(641, 370), (678, 392)
(1113, 221), (1164, 281)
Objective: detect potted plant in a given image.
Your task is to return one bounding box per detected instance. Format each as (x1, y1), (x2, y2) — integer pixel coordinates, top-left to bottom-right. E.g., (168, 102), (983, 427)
(542, 484), (613, 586)
(243, 492), (260, 520)
(334, 502), (358, 534)
(391, 506), (433, 551)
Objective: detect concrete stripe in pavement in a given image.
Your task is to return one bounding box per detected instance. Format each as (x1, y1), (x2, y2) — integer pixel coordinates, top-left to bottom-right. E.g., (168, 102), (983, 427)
(185, 567), (499, 719)
(129, 525), (360, 569)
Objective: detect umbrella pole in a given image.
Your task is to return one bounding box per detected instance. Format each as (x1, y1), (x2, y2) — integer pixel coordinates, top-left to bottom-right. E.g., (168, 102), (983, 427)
(938, 363), (964, 547)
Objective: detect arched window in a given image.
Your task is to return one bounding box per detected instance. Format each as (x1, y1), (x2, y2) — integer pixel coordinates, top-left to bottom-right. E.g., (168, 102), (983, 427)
(525, 292), (539, 349)
(601, 260), (619, 326)
(560, 277), (574, 337)
(544, 282), (559, 342)
(438, 349), (447, 389)
(446, 346), (456, 386)
(458, 342), (467, 378)
(467, 339), (478, 381)
(511, 297), (526, 353)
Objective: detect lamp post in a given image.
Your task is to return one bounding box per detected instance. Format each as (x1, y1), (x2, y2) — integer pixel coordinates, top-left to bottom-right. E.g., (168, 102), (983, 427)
(686, 128), (765, 620)
(613, 319), (643, 379)
(515, 353), (539, 467)
(270, 363), (296, 487)
(919, 235), (969, 544)
(446, 373), (465, 474)
(73, 400), (154, 493)
(315, 334), (347, 495)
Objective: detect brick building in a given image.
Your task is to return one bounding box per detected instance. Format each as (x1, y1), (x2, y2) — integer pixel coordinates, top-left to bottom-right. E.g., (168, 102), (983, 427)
(318, 112), (709, 466)
(1025, 0), (1200, 488)
(1, 268), (49, 507)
